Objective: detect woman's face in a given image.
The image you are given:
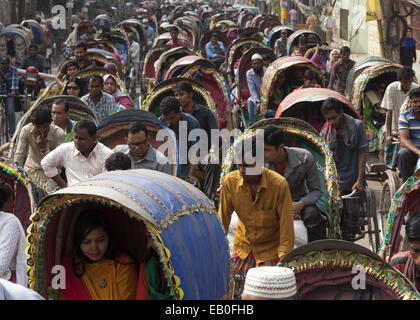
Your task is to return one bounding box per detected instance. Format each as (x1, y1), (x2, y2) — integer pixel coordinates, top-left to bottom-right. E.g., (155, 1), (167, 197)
(66, 81), (81, 97)
(104, 77), (117, 95)
(80, 226), (109, 262)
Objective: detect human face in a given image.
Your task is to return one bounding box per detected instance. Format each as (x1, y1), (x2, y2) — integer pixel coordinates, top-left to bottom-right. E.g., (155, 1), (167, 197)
(331, 51), (339, 62)
(51, 103), (69, 127)
(88, 79), (103, 98)
(252, 59), (263, 73)
(410, 96), (420, 117)
(163, 110), (181, 129)
(323, 109), (343, 130)
(67, 66), (80, 78)
(127, 131), (150, 160)
(170, 30), (179, 41)
(29, 46), (38, 57)
(74, 128), (96, 155)
(409, 240), (420, 270)
(104, 77), (117, 95)
(341, 51), (350, 62)
(174, 89), (193, 109)
(33, 122), (51, 144)
(280, 31), (288, 39)
(375, 82), (386, 96)
(303, 78), (318, 88)
(74, 47), (87, 63)
(211, 36), (218, 45)
(237, 160), (260, 183)
(0, 62), (9, 72)
(400, 79), (413, 93)
(66, 81), (81, 97)
(276, 72), (285, 87)
(80, 226), (109, 262)
(263, 143), (281, 163)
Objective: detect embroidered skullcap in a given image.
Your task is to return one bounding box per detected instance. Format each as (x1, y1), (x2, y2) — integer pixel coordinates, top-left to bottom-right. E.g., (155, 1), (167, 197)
(243, 266), (297, 299)
(251, 53), (263, 61)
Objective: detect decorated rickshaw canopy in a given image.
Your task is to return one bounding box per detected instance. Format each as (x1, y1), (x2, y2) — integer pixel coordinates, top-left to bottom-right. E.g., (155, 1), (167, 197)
(27, 170), (231, 300)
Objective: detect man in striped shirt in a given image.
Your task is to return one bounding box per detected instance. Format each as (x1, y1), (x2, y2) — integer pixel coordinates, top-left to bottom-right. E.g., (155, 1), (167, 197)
(398, 87), (420, 182)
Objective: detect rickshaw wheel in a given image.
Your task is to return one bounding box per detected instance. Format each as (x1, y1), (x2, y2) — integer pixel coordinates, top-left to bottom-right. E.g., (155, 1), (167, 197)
(363, 188), (380, 253)
(378, 171), (400, 243)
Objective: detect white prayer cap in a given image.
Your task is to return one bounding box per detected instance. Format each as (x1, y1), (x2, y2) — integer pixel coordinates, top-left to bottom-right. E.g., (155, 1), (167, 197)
(251, 53), (263, 61)
(242, 266), (297, 299)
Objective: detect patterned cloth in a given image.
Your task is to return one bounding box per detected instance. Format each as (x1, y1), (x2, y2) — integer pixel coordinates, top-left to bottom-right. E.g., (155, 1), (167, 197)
(0, 66), (18, 94)
(390, 251), (419, 291)
(81, 92), (122, 123)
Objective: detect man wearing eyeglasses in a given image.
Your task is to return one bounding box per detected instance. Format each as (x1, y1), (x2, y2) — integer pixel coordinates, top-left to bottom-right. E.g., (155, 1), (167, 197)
(113, 121), (173, 175)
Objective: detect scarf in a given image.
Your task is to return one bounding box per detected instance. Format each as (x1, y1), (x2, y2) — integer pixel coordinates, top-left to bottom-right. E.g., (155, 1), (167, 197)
(61, 257), (91, 300)
(320, 113), (358, 161)
(403, 254), (417, 289)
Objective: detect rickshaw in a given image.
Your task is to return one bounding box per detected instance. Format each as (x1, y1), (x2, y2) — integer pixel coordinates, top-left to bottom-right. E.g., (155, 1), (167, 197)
(304, 45), (336, 64)
(142, 46), (171, 94)
(232, 46), (276, 129)
(275, 88), (359, 132)
(278, 240), (419, 300)
(350, 63), (409, 240)
(267, 26), (295, 49)
(287, 30), (322, 56)
(0, 156), (46, 232)
(93, 14), (114, 31)
(260, 56), (325, 116)
(26, 169), (232, 300)
(154, 47), (198, 85)
(225, 39), (267, 86)
(87, 48), (123, 74)
(380, 168), (420, 262)
(142, 78), (217, 122)
(164, 56), (232, 130)
(199, 31), (229, 59)
(345, 56), (391, 98)
(117, 19), (146, 55)
(152, 32), (191, 49)
(98, 31), (130, 72)
(238, 11), (256, 29)
(220, 117), (343, 241)
(20, 20), (46, 55)
(174, 18), (198, 50)
(97, 109), (178, 176)
(211, 20), (238, 33)
(5, 95), (97, 161)
(208, 13), (230, 31)
(65, 21), (97, 48)
(0, 27), (31, 66)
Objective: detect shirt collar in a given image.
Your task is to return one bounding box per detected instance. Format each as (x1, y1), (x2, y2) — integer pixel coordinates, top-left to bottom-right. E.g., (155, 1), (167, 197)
(238, 167), (268, 190)
(131, 144), (154, 163)
(284, 147), (301, 178)
(72, 141), (100, 158)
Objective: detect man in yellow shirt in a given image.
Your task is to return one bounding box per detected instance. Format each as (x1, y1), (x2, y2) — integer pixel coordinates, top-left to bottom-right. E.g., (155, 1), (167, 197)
(218, 136), (294, 275)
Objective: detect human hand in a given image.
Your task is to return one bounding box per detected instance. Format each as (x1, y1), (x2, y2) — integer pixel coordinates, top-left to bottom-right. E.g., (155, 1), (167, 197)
(352, 180), (364, 195)
(292, 201), (305, 219)
(385, 135), (393, 146)
(10, 90), (17, 97)
(188, 175), (200, 188)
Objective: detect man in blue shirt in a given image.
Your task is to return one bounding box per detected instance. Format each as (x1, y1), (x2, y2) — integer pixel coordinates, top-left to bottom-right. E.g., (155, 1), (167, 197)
(158, 96), (201, 186)
(205, 33), (225, 69)
(0, 56), (19, 138)
(398, 87), (420, 182)
(246, 54), (266, 124)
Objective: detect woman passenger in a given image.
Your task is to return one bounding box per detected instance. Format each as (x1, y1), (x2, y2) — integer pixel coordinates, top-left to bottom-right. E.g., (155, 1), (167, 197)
(103, 74), (134, 109)
(60, 210), (138, 300)
(62, 77), (86, 98)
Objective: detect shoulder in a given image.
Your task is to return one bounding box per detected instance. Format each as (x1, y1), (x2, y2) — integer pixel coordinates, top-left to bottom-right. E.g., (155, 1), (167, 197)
(224, 170), (241, 184)
(263, 168), (288, 185)
(81, 94), (89, 101)
(50, 123), (66, 136)
(153, 147), (169, 162)
(287, 146), (313, 159)
(98, 142), (113, 154)
(113, 144), (130, 154)
(116, 253), (134, 264)
(389, 251), (410, 268)
(0, 211), (21, 229)
(183, 113), (200, 127)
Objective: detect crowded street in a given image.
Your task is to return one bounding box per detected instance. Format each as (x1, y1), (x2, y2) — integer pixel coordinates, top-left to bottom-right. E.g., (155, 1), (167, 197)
(0, 0), (419, 302)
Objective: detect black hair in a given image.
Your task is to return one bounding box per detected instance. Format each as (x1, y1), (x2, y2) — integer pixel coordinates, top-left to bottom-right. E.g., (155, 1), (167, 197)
(30, 106), (52, 126)
(28, 44), (38, 50)
(263, 125), (284, 149)
(169, 26), (178, 33)
(52, 98), (69, 112)
(262, 53), (274, 61)
(298, 36), (306, 45)
(405, 212), (420, 242)
(409, 87), (420, 99)
(61, 60), (80, 75)
(304, 69), (320, 82)
(127, 121), (148, 136)
(397, 67), (416, 81)
(320, 97), (344, 115)
(105, 152), (132, 171)
(0, 179), (13, 210)
(340, 46), (351, 54)
(72, 210), (124, 277)
(159, 96), (181, 115)
(88, 74), (104, 86)
(64, 77), (86, 97)
(74, 119), (97, 136)
(174, 80), (193, 94)
(74, 41), (88, 51)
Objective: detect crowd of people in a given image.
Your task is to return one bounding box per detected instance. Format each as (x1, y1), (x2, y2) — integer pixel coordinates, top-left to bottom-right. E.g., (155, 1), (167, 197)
(0, 0), (419, 301)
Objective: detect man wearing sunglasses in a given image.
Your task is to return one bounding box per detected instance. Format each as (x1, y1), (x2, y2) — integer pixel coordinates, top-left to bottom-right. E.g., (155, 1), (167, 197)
(113, 121), (172, 175)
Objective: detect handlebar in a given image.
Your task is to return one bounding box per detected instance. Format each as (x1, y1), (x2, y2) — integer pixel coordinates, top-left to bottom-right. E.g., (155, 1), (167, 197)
(341, 189), (359, 199)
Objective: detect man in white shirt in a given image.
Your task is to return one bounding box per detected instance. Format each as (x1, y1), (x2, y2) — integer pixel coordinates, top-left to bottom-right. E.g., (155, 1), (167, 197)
(41, 119), (113, 188)
(381, 67), (418, 146)
(323, 11), (336, 45)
